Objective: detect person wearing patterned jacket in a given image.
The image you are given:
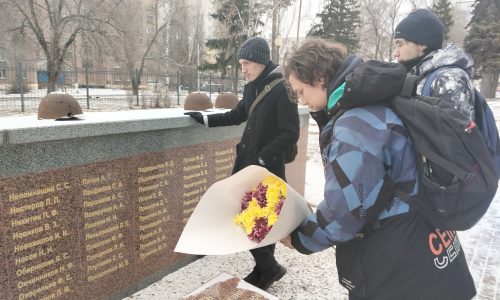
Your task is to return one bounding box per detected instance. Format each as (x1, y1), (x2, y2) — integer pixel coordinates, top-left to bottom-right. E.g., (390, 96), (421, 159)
(281, 38), (476, 300)
(393, 8), (475, 120)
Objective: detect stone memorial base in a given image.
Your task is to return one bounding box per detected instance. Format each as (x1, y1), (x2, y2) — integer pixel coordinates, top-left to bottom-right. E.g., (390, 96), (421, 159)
(0, 108), (309, 299)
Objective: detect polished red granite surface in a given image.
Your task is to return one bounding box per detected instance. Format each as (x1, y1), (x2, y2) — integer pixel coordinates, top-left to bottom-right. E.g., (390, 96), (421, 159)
(0, 133), (307, 299)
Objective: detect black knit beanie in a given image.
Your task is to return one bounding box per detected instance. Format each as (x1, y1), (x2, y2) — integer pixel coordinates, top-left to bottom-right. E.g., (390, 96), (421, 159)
(237, 37), (270, 65)
(395, 9), (444, 51)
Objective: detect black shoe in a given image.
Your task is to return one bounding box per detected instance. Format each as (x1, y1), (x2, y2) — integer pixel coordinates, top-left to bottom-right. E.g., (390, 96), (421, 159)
(243, 266), (261, 286)
(257, 264), (287, 291)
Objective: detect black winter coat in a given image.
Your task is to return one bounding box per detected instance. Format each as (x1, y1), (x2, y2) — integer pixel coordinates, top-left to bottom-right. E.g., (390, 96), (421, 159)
(207, 63), (300, 180)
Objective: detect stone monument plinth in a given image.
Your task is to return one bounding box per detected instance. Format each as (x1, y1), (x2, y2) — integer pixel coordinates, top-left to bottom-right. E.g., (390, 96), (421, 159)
(0, 107), (309, 299)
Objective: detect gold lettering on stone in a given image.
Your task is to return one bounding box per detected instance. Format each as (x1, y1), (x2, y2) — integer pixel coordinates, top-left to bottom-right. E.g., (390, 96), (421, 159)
(183, 178), (207, 189)
(86, 257), (113, 273)
(138, 183), (160, 193)
(11, 213), (44, 228)
(8, 185), (56, 202)
(16, 257), (56, 277)
(85, 236), (115, 252)
(13, 232), (62, 254)
(10, 200), (45, 215)
(18, 280), (58, 300)
(86, 246), (114, 262)
(215, 149), (234, 156)
(137, 172), (168, 183)
(16, 267), (59, 289)
(82, 185), (112, 196)
(12, 224), (47, 240)
(83, 205), (114, 219)
(85, 224), (120, 241)
(84, 215), (113, 230)
(139, 211), (159, 223)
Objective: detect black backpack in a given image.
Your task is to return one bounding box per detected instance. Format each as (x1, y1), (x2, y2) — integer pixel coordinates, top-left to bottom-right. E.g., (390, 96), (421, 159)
(340, 60), (499, 231)
(421, 67), (500, 177)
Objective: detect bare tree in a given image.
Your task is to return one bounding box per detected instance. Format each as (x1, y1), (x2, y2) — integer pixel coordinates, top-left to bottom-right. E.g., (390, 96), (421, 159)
(359, 0), (403, 61)
(168, 1), (206, 91)
(270, 0), (293, 63)
(0, 0), (122, 93)
(448, 3), (470, 47)
(110, 0), (168, 96)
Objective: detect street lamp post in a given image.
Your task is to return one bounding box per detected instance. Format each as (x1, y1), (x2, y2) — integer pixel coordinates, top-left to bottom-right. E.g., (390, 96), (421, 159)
(227, 64), (232, 92)
(275, 35), (282, 65)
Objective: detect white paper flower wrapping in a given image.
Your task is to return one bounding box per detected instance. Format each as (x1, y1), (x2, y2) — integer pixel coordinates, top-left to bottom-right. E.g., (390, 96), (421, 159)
(175, 165), (311, 255)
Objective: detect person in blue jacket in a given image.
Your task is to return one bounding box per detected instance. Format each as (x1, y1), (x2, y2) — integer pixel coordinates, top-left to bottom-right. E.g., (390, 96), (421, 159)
(281, 38), (476, 300)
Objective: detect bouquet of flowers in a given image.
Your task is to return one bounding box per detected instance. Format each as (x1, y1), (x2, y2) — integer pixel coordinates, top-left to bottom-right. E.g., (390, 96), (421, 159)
(175, 165), (310, 255)
(234, 176), (286, 243)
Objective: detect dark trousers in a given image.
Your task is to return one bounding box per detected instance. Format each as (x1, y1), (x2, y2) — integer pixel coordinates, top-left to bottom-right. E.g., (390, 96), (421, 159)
(249, 243), (277, 273)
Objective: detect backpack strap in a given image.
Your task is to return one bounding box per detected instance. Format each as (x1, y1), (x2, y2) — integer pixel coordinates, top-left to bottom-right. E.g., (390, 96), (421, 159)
(421, 67), (454, 96)
(356, 174), (395, 238)
(248, 78), (284, 117)
(365, 175), (395, 223)
(401, 75), (419, 98)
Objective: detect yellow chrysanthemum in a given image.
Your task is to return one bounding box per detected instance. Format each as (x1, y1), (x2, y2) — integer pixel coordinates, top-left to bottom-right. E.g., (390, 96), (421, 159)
(268, 212), (278, 225)
(235, 175), (288, 241)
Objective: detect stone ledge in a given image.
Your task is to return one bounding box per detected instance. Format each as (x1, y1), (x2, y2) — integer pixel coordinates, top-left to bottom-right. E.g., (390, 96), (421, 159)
(0, 107), (310, 146)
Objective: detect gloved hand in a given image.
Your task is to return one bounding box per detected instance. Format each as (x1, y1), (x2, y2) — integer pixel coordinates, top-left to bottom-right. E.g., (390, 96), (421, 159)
(184, 112), (204, 125)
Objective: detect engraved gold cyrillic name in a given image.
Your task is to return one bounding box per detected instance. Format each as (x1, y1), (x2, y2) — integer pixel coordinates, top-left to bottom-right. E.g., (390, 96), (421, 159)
(14, 233), (61, 253)
(11, 213), (44, 227)
(17, 267), (59, 289)
(183, 178), (207, 189)
(84, 224), (119, 241)
(84, 215), (113, 230)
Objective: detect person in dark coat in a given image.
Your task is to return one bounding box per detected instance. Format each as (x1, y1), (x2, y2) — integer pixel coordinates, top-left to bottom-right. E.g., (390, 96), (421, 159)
(281, 38), (476, 300)
(185, 36), (300, 290)
(393, 9), (475, 120)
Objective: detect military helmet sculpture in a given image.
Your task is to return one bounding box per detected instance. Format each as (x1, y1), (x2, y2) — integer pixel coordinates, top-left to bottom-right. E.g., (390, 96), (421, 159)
(38, 93), (83, 120)
(215, 92), (238, 109)
(184, 92), (213, 111)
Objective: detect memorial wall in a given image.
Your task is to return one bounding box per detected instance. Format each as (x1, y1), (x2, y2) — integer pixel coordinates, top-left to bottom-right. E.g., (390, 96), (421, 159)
(0, 108), (309, 300)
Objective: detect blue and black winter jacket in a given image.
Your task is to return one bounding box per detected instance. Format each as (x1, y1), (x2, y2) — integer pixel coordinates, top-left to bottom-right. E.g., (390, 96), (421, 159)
(291, 56), (419, 253)
(289, 55), (477, 300)
(292, 106), (418, 253)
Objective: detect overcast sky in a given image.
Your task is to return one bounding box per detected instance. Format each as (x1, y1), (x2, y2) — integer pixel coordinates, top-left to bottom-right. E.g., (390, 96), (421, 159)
(266, 0), (474, 41)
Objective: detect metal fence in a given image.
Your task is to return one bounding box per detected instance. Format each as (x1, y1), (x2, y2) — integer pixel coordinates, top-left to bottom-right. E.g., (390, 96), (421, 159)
(0, 64), (245, 115)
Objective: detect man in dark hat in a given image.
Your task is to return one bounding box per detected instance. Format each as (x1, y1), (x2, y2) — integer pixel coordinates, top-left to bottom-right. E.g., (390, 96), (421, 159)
(185, 36), (299, 290)
(393, 8), (475, 119)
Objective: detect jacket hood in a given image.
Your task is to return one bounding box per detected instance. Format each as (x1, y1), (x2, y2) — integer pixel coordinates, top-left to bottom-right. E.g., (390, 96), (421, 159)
(327, 55), (363, 96)
(330, 60), (407, 115)
(413, 44), (474, 78)
(269, 65), (283, 78)
(250, 62), (280, 92)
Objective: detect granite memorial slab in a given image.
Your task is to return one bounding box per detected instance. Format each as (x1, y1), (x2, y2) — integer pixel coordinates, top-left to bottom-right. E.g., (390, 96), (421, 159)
(0, 139), (240, 299)
(0, 107), (309, 299)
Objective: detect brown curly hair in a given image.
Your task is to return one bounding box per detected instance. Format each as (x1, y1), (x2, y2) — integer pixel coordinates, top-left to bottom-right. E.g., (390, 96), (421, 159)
(284, 39), (347, 87)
